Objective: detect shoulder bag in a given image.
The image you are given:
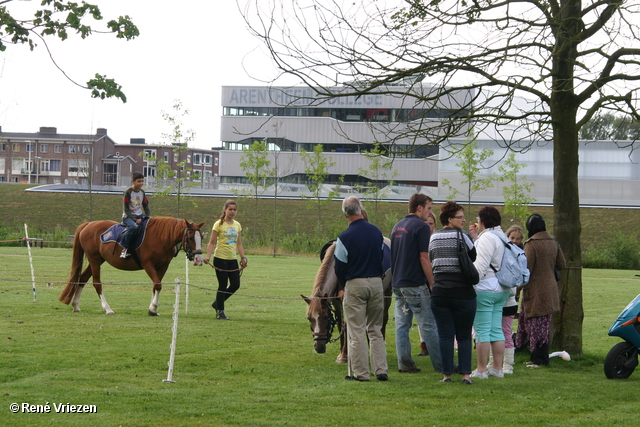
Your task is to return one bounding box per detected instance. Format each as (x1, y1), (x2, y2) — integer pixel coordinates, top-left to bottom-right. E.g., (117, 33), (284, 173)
(457, 229), (480, 285)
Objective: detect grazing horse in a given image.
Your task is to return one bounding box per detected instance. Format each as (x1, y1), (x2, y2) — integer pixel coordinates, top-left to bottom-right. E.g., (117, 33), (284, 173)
(59, 217), (205, 315)
(302, 238), (392, 364)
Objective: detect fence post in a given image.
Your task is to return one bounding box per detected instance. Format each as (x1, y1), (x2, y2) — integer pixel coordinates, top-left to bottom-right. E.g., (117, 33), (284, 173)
(24, 224), (37, 302)
(163, 278), (181, 383)
(185, 256), (190, 314)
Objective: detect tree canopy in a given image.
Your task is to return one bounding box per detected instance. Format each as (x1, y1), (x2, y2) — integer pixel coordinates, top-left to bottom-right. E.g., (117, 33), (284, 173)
(1, 0), (138, 101)
(243, 0), (640, 354)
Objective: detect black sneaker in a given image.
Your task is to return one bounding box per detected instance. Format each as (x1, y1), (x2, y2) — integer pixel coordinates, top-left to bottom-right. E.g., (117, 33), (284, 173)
(376, 373), (389, 381)
(216, 310), (229, 320)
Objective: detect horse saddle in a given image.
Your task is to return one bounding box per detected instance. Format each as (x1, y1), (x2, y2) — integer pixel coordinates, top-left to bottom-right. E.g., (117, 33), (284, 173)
(100, 218), (150, 250)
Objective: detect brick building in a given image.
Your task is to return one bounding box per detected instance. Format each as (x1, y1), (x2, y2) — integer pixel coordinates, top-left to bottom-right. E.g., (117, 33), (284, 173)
(0, 127), (219, 189)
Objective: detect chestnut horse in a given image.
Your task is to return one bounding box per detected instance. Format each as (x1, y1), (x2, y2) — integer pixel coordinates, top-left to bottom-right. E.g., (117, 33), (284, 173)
(302, 238), (392, 363)
(59, 217), (205, 315)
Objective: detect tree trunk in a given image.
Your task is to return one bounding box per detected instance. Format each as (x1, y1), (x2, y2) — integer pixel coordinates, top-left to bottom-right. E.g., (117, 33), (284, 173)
(551, 114), (584, 355)
(549, 24), (584, 353)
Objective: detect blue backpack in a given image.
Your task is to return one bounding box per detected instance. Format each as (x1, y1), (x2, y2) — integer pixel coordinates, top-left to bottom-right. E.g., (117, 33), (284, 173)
(489, 231), (530, 288)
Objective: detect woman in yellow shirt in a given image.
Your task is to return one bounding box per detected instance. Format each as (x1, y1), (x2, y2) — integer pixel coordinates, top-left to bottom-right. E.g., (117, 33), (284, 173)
(204, 200), (247, 320)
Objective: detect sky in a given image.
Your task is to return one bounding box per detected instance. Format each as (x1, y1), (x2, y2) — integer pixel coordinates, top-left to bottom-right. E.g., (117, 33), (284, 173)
(0, 0), (289, 150)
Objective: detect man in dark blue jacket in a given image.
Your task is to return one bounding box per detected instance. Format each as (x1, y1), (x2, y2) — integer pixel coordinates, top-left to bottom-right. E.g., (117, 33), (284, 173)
(391, 193), (442, 373)
(334, 196), (388, 382)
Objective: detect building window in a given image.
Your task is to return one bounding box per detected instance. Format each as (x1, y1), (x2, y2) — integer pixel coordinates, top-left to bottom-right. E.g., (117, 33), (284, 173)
(143, 149), (156, 161)
(164, 152), (169, 162)
(68, 159), (88, 174)
(193, 154), (202, 165)
(39, 159), (50, 172)
(82, 145), (91, 154)
(40, 144), (48, 153)
(13, 143), (20, 152)
(0, 143), (6, 151)
(214, 157), (219, 166)
(204, 154), (212, 165)
(143, 165), (156, 177)
(50, 160), (61, 172)
(69, 145), (77, 154)
(54, 145), (62, 153)
(103, 163), (117, 185)
(173, 153), (178, 163)
(26, 143), (34, 152)
(187, 155), (191, 164)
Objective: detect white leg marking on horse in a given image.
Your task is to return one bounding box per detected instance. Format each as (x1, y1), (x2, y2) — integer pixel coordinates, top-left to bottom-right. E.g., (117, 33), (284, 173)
(72, 286), (84, 312)
(100, 294), (115, 314)
(149, 289), (160, 315)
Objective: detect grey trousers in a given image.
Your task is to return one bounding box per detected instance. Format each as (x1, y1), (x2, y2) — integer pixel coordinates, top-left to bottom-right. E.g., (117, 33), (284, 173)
(344, 277), (388, 380)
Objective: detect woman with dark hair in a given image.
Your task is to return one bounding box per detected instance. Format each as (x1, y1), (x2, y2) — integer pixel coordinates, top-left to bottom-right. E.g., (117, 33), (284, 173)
(429, 201), (477, 384)
(469, 206), (511, 379)
(516, 214), (566, 367)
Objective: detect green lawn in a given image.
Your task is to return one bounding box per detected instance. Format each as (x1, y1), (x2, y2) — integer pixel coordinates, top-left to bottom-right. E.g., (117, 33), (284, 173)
(1, 246), (639, 426)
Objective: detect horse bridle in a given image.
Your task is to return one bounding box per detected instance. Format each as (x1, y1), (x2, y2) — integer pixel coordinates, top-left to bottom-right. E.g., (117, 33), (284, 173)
(179, 226), (203, 261)
(312, 297), (344, 344)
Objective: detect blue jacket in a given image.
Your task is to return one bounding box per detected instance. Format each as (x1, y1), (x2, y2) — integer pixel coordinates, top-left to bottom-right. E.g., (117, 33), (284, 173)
(334, 218), (384, 290)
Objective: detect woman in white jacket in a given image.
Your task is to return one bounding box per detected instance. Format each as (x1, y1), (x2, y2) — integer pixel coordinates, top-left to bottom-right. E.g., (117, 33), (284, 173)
(469, 207), (510, 379)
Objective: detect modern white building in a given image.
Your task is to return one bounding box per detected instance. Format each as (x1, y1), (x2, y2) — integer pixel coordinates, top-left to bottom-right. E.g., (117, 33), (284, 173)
(220, 84), (468, 194)
(220, 84), (640, 207)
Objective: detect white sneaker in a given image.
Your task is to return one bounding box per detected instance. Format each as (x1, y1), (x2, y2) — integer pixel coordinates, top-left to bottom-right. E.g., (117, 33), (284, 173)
(470, 369), (489, 379)
(488, 367), (504, 378)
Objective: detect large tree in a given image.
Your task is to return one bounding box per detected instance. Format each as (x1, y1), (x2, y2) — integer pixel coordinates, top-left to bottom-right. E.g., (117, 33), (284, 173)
(244, 0), (640, 354)
(1, 0), (138, 101)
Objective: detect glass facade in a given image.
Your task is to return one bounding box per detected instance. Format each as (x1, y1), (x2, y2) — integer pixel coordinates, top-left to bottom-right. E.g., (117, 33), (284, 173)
(223, 106), (461, 122)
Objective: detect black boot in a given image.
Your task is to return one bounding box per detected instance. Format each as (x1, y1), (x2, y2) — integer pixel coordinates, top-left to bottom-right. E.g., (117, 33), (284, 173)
(216, 310), (229, 320)
(530, 342), (549, 366)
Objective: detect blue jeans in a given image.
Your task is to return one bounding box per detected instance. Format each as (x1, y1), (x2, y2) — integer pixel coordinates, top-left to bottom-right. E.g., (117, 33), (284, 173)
(393, 285), (442, 372)
(121, 217), (140, 249)
(431, 296), (477, 375)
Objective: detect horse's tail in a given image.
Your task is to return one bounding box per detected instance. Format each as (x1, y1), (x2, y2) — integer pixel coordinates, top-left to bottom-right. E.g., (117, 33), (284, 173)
(59, 222), (89, 305)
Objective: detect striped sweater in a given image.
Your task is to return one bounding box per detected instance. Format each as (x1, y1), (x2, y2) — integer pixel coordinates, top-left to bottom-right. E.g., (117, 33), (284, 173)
(429, 227), (476, 274)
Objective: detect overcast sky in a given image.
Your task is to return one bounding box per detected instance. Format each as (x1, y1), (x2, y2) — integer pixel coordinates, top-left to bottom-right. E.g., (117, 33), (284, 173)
(0, 0), (290, 150)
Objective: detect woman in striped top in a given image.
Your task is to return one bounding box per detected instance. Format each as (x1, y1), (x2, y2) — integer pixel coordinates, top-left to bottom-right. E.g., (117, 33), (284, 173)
(429, 201), (477, 384)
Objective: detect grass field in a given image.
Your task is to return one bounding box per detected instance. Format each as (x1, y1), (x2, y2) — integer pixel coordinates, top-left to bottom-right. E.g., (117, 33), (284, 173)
(1, 246), (640, 426)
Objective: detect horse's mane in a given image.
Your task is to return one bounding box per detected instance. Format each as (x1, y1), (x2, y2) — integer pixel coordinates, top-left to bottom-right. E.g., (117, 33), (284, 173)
(148, 217), (184, 240)
(313, 242), (336, 295)
(306, 242), (338, 317)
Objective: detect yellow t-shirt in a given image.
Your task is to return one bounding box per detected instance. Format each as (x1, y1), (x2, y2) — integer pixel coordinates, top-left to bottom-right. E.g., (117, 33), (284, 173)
(212, 220), (242, 260)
